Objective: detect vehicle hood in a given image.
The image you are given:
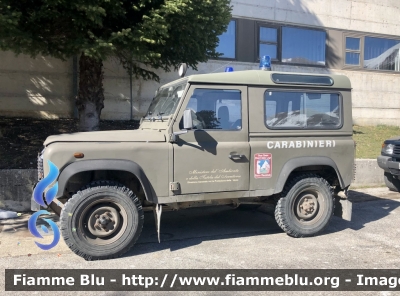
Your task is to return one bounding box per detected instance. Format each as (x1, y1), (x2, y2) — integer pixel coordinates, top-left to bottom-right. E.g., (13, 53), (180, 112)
(44, 129), (166, 146)
(385, 136), (400, 143)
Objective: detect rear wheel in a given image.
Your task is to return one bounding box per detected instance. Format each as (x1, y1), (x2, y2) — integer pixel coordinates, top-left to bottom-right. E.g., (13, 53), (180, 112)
(274, 174), (334, 238)
(384, 172), (400, 192)
(60, 180), (144, 260)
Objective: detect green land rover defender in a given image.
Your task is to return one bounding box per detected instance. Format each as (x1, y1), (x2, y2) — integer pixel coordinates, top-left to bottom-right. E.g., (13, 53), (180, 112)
(32, 69), (354, 260)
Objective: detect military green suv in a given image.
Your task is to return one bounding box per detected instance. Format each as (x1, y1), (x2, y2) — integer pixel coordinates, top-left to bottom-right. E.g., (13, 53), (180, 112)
(32, 70), (354, 260)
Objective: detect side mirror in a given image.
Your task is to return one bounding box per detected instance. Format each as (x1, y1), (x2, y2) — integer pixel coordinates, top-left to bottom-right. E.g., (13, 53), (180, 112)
(169, 109), (194, 143)
(183, 109), (194, 129)
(178, 63), (188, 77)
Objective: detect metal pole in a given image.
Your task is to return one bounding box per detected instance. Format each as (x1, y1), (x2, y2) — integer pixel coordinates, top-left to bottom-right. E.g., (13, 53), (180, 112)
(73, 56), (79, 119)
(130, 65), (133, 120)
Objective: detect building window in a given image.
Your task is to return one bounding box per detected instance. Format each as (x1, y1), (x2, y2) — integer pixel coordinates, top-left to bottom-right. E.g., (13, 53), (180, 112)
(216, 20), (236, 59)
(345, 37), (361, 65)
(259, 27), (278, 59)
(364, 36), (400, 71)
(265, 91), (341, 129)
(281, 27), (326, 66)
(257, 24), (326, 66)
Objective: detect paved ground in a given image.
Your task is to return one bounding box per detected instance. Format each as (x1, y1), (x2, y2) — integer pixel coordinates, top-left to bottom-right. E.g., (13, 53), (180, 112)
(1, 187), (400, 295)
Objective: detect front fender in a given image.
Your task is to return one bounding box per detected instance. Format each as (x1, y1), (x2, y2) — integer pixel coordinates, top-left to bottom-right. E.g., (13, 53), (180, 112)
(56, 159), (158, 203)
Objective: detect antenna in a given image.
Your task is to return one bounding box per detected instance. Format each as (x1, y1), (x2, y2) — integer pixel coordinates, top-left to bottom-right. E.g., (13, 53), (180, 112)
(210, 61), (233, 73)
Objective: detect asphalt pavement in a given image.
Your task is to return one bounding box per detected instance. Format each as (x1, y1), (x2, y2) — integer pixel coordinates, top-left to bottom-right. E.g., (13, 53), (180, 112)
(1, 186), (400, 295)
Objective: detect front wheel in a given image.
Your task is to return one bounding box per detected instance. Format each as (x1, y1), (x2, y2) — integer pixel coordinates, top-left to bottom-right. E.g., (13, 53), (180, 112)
(384, 172), (400, 192)
(60, 181), (144, 260)
(274, 174), (334, 238)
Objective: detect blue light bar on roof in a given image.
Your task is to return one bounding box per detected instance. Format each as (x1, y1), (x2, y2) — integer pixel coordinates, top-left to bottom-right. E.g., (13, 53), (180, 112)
(259, 55), (271, 71)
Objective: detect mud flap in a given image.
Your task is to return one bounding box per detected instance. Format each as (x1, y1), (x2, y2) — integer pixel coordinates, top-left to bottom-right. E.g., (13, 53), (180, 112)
(334, 197), (352, 221)
(153, 204), (162, 243)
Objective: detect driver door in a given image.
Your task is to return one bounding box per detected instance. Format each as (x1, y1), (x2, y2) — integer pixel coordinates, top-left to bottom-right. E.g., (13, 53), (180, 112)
(172, 84), (250, 195)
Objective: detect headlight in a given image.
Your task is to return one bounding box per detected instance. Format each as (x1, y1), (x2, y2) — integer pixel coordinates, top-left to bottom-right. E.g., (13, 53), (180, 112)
(382, 143), (395, 155)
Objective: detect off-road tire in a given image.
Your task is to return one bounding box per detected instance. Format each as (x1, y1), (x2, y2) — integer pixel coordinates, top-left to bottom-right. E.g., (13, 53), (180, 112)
(60, 180), (144, 261)
(384, 172), (400, 192)
(274, 174), (334, 238)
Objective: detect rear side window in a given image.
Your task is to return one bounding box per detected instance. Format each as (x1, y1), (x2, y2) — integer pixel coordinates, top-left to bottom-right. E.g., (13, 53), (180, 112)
(265, 91), (341, 129)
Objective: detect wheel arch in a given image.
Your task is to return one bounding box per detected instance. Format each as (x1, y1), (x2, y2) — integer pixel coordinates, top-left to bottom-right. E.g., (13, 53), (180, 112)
(273, 156), (345, 194)
(56, 159), (158, 203)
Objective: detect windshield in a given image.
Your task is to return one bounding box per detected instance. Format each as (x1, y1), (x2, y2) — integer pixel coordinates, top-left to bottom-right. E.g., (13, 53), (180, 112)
(146, 80), (187, 118)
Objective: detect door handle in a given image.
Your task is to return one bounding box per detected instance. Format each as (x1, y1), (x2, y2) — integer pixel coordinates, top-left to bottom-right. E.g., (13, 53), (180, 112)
(229, 154), (244, 160)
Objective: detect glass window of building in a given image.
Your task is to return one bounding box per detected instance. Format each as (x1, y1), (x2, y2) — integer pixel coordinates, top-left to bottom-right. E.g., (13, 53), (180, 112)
(216, 20), (236, 59)
(364, 36), (400, 71)
(345, 37), (361, 65)
(281, 27), (326, 66)
(259, 27), (278, 59)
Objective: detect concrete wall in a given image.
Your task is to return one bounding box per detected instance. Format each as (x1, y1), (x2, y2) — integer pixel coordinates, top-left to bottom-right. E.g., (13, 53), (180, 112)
(102, 58), (167, 120)
(341, 71), (400, 126)
(1, 0), (400, 124)
(231, 0), (400, 36)
(0, 169), (36, 211)
(352, 159), (385, 187)
(0, 52), (73, 119)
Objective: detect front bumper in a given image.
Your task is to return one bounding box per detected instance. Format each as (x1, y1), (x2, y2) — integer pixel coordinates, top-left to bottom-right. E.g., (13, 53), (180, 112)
(377, 155), (400, 176)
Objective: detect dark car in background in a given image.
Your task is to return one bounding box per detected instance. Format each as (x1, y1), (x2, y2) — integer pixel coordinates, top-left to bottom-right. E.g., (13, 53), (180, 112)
(378, 137), (400, 191)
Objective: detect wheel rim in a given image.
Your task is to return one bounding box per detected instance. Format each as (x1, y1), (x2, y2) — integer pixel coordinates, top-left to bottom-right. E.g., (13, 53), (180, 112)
(87, 206), (121, 238)
(296, 192), (319, 220)
(79, 199), (128, 246)
(292, 187), (325, 225)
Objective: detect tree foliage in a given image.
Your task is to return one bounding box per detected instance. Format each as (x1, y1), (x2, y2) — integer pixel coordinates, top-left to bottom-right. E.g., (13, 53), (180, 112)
(0, 0), (232, 81)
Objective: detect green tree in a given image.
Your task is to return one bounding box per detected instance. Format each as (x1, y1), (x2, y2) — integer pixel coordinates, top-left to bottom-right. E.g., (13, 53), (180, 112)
(0, 0), (231, 131)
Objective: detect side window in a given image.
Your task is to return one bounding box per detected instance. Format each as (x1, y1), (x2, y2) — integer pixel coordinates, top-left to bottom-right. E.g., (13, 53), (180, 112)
(265, 91), (341, 129)
(182, 89), (242, 130)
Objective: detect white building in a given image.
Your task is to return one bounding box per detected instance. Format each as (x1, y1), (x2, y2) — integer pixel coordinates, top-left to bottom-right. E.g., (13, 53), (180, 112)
(1, 0), (400, 126)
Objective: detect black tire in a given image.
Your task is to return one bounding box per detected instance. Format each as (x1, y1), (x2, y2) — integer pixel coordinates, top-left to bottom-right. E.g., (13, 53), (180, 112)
(274, 174), (334, 238)
(384, 172), (400, 192)
(60, 180), (144, 261)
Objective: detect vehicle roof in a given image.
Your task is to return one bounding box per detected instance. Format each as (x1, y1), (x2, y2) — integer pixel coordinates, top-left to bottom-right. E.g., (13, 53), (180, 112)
(180, 70), (351, 89)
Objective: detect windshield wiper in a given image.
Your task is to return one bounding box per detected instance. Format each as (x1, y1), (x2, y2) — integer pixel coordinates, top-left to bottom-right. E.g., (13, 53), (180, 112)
(143, 113), (168, 122)
(157, 112), (165, 122)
